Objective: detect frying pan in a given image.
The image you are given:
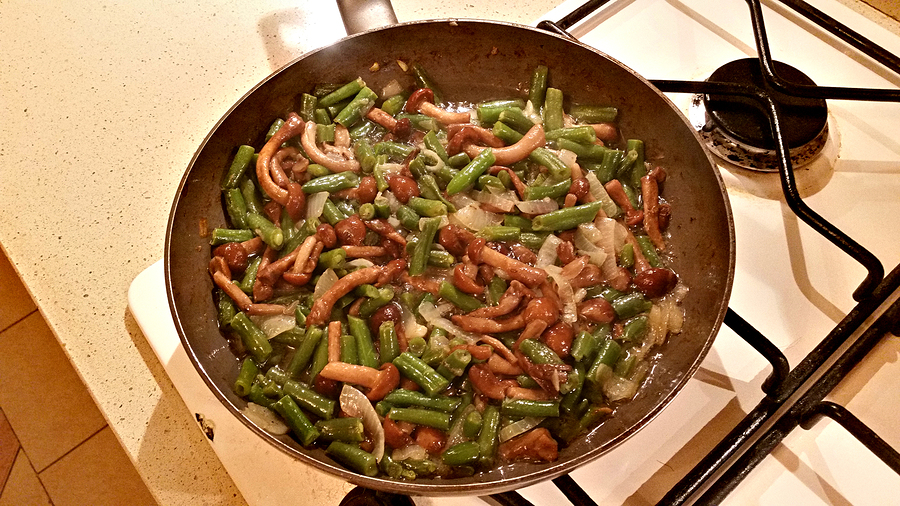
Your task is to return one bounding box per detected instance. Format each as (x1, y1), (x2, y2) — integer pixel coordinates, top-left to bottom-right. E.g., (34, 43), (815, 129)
(165, 2), (735, 497)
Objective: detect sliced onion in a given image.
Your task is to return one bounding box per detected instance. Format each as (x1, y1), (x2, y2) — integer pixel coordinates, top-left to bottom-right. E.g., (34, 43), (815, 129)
(585, 220), (620, 281)
(573, 227), (608, 267)
(449, 204), (503, 231)
(306, 191), (329, 221)
(585, 172), (619, 218)
(250, 312), (297, 339)
(242, 402), (290, 435)
(603, 375), (639, 402)
(522, 100), (542, 126)
(402, 304), (428, 341)
(313, 268), (339, 299)
(418, 300), (479, 343)
(498, 416), (545, 442)
(448, 192), (476, 210)
(381, 79), (403, 98)
(347, 258), (375, 269)
(340, 384), (384, 462)
(516, 198), (559, 214)
(545, 265), (577, 324)
(391, 443), (428, 462)
(557, 148), (578, 171)
(535, 234), (562, 268)
(475, 190), (517, 213)
(445, 404), (476, 448)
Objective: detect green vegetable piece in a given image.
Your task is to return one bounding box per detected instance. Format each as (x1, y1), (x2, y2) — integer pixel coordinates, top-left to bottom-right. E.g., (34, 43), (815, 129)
(446, 148), (495, 195)
(326, 441), (378, 477)
(531, 201), (602, 232)
(273, 395), (320, 446)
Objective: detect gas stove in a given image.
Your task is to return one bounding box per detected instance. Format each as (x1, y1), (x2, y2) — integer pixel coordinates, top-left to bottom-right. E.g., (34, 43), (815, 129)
(130, 0), (900, 504)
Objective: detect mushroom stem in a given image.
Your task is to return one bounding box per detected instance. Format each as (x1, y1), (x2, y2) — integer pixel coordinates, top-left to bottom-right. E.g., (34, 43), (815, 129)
(465, 124), (546, 166)
(480, 246), (547, 288)
(256, 113), (305, 206)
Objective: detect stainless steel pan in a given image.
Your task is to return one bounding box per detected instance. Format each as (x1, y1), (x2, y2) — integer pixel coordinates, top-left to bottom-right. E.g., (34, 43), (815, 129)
(165, 7), (734, 496)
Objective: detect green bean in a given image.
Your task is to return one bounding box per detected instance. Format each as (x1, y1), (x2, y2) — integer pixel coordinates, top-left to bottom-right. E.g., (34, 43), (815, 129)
(447, 152), (471, 168)
(528, 65), (549, 110)
(524, 178), (571, 201)
(622, 315), (649, 342)
(412, 63), (442, 103)
(486, 276), (507, 306)
(358, 286), (394, 318)
(442, 441), (481, 466)
(299, 93), (317, 122)
(334, 86), (377, 128)
(531, 201), (602, 232)
(396, 113), (438, 132)
(321, 199), (346, 226)
(619, 243), (635, 268)
(383, 389), (461, 412)
(438, 281), (483, 312)
(380, 452), (417, 480)
(408, 216), (441, 276)
(407, 336), (427, 357)
(273, 395), (320, 446)
(556, 138), (608, 162)
(229, 313), (272, 364)
(340, 333), (358, 365)
(282, 379), (335, 420)
(347, 316), (378, 368)
(546, 126), (597, 145)
(315, 417), (364, 443)
(302, 172), (360, 194)
(542, 87), (565, 131)
(571, 330), (599, 363)
(265, 118), (284, 140)
(246, 213), (284, 249)
(477, 405), (500, 466)
(210, 228), (254, 246)
(528, 147), (570, 180)
(446, 148), (495, 195)
(427, 249), (456, 269)
(420, 328), (450, 366)
(392, 352), (450, 396)
(216, 289), (237, 327)
(423, 130), (450, 165)
(222, 145), (255, 189)
(317, 247), (347, 270)
(476, 175), (504, 191)
(597, 148), (625, 183)
(233, 357), (258, 397)
(417, 174), (456, 212)
(519, 232), (550, 250)
(379, 321), (400, 365)
(381, 94), (406, 116)
(316, 123), (336, 143)
(313, 108), (331, 125)
(326, 441), (378, 477)
(500, 398), (560, 418)
(239, 256), (262, 294)
(358, 202), (375, 220)
(587, 339), (621, 383)
(222, 188), (250, 231)
(437, 349), (472, 379)
(626, 139), (647, 189)
(492, 121), (524, 144)
(388, 407), (451, 431)
(463, 409), (482, 438)
(265, 365), (290, 386)
(611, 291), (652, 319)
(614, 348), (637, 377)
(407, 196), (447, 217)
(396, 205), (421, 231)
(634, 234), (663, 268)
(240, 177), (264, 215)
(476, 99), (526, 125)
(285, 327), (322, 378)
(258, 374), (283, 399)
(561, 363), (585, 412)
(519, 338), (564, 365)
(499, 107), (537, 134)
(374, 140), (416, 160)
(373, 195), (391, 219)
(318, 77), (364, 107)
(569, 104), (618, 123)
(350, 120), (386, 142)
(309, 329), (330, 380)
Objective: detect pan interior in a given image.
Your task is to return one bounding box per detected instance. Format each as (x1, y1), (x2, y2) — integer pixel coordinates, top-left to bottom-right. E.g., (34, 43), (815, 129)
(165, 19), (734, 496)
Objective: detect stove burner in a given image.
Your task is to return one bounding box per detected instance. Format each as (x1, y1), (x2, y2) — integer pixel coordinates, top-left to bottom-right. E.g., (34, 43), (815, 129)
(694, 58), (829, 172)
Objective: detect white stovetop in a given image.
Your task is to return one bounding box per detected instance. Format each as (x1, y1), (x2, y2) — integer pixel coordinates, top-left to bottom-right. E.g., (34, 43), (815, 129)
(129, 0), (900, 504)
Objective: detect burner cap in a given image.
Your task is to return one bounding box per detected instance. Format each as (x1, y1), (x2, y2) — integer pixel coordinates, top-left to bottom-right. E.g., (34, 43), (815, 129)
(703, 58), (827, 150)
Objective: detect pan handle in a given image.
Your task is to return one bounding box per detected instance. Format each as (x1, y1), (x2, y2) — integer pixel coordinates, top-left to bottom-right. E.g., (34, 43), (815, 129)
(336, 0), (398, 35)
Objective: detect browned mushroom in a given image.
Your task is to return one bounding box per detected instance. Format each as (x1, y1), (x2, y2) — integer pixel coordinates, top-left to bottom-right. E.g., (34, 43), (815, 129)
(498, 428), (558, 463)
(480, 246), (548, 288)
(451, 313), (526, 333)
(604, 179), (644, 226)
(512, 296), (560, 349)
(306, 265), (383, 326)
(641, 170), (666, 251)
(468, 363), (517, 400)
(465, 124), (546, 166)
(300, 121), (361, 173)
(418, 101), (471, 125)
(466, 280), (530, 319)
(453, 262), (484, 295)
(446, 125), (505, 155)
(317, 362), (400, 401)
(256, 112), (305, 206)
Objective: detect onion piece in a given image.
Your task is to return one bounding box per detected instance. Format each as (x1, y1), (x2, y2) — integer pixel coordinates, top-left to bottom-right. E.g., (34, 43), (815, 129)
(391, 443), (428, 462)
(347, 258), (375, 269)
(583, 220), (620, 282)
(585, 172), (619, 218)
(381, 79), (403, 98)
(306, 191), (329, 221)
(402, 304), (428, 341)
(339, 384), (384, 462)
(499, 416), (545, 442)
(545, 265), (577, 324)
(313, 268), (339, 299)
(557, 149), (577, 171)
(516, 198), (558, 214)
(449, 204), (503, 231)
(250, 312), (297, 339)
(418, 300), (480, 343)
(573, 226), (608, 267)
(603, 375), (639, 402)
(535, 234), (562, 268)
(475, 190), (517, 213)
(242, 402), (290, 435)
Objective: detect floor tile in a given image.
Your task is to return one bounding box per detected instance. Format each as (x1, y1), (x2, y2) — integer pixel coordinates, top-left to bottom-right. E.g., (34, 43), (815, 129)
(40, 426), (158, 506)
(0, 249), (36, 333)
(0, 312), (107, 471)
(0, 409), (19, 490)
(0, 450), (51, 506)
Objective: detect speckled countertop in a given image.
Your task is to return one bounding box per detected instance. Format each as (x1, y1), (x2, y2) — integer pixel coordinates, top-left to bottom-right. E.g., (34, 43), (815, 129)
(0, 1), (896, 505)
